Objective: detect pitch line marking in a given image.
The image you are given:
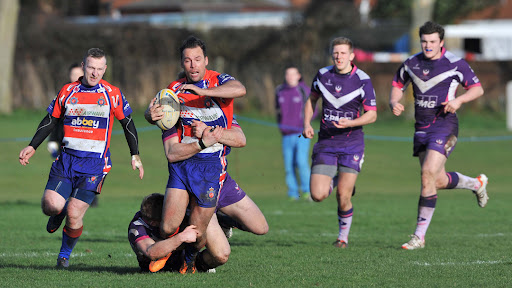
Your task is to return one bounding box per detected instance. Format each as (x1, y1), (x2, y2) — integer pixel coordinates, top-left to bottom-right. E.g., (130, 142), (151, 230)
(413, 260), (504, 266)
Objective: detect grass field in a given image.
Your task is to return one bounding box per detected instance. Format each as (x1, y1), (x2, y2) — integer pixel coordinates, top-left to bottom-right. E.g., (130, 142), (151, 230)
(1, 110), (511, 287)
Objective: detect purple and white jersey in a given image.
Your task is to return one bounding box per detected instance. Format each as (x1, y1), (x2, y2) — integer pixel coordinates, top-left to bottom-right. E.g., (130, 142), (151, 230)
(128, 211), (163, 269)
(392, 48), (481, 130)
(311, 64), (377, 144)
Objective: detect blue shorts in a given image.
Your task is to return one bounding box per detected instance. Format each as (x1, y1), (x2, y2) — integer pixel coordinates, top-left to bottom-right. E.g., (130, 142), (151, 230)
(311, 142), (365, 173)
(45, 151), (110, 204)
(217, 173), (246, 209)
(167, 157), (226, 208)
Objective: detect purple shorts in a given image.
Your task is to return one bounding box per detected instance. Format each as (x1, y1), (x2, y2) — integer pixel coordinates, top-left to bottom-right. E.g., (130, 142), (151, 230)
(217, 173), (246, 209)
(413, 130), (458, 158)
(311, 140), (365, 173)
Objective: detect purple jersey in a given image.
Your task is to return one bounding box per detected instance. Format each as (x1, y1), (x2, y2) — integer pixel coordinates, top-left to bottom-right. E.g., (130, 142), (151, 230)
(311, 64), (377, 145)
(128, 211), (164, 270)
(275, 81), (310, 135)
(392, 48), (481, 130)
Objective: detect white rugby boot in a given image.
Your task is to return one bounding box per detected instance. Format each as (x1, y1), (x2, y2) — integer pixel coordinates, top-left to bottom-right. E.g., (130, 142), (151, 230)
(401, 235), (425, 250)
(473, 174), (489, 208)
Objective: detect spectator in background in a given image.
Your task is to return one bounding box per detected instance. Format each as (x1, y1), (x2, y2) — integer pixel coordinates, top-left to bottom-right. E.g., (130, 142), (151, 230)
(275, 65), (312, 201)
(47, 63), (84, 159)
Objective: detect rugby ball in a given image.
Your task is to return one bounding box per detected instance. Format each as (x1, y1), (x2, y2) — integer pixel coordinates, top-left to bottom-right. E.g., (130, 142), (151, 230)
(154, 88), (180, 130)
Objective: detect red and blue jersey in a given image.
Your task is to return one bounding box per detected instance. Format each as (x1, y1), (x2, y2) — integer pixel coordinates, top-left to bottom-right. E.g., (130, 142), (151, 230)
(167, 69), (235, 159)
(47, 79), (133, 159)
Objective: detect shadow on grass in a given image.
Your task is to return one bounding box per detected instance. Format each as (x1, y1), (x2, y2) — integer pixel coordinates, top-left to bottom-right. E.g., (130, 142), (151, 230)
(1, 263), (141, 275)
(0, 200), (39, 207)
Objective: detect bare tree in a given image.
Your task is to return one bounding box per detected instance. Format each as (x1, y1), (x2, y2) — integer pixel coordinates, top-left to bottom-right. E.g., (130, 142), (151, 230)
(0, 0), (19, 114)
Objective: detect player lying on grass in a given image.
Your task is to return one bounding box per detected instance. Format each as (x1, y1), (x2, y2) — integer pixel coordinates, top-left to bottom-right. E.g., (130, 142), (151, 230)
(389, 21), (488, 250)
(129, 193), (232, 273)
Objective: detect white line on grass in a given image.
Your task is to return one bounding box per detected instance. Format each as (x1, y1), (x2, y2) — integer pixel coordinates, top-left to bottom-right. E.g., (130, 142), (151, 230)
(413, 260), (504, 266)
(476, 233), (506, 237)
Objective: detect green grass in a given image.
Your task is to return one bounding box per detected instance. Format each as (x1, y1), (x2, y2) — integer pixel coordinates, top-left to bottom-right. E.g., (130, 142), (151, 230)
(1, 111), (511, 287)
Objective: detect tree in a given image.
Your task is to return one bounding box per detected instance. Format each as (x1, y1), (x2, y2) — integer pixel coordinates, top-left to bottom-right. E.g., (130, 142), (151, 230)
(0, 0), (19, 114)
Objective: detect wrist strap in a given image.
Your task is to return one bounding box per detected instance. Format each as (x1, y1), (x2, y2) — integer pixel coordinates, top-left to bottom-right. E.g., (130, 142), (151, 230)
(198, 139), (207, 150)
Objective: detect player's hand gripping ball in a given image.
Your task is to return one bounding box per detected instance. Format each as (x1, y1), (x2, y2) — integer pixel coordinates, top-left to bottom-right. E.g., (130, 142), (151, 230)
(154, 88), (180, 130)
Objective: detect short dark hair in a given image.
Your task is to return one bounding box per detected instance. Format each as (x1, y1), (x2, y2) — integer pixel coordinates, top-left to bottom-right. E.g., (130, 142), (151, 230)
(140, 193), (164, 222)
(284, 64), (300, 73)
(419, 21), (445, 41)
(330, 37), (354, 54)
(83, 48), (106, 64)
(180, 36), (207, 60)
(68, 62), (81, 73)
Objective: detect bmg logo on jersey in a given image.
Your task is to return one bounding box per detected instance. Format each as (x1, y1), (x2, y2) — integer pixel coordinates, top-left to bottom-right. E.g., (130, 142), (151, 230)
(71, 117), (100, 129)
(415, 95), (438, 108)
(323, 109), (354, 122)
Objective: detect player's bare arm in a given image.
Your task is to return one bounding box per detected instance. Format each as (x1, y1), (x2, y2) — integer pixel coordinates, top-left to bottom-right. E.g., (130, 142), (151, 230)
(144, 97), (164, 125)
(191, 120), (246, 148)
(441, 85), (484, 114)
(389, 86), (405, 116)
(332, 110), (377, 129)
(179, 80), (246, 99)
(19, 113), (59, 165)
(164, 126), (223, 163)
(137, 225), (198, 260)
(303, 92), (320, 138)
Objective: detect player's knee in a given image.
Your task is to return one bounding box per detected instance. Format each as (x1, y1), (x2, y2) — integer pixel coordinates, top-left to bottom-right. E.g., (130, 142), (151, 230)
(421, 169), (436, 182)
(160, 223), (179, 238)
(310, 192), (327, 202)
(41, 199), (63, 216)
(251, 221), (269, 235)
(212, 249), (230, 265)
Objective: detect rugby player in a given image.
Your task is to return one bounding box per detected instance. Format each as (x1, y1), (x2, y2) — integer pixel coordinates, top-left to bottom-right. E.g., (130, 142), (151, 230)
(19, 48), (144, 268)
(389, 21), (488, 250)
(303, 37), (377, 248)
(146, 36), (246, 273)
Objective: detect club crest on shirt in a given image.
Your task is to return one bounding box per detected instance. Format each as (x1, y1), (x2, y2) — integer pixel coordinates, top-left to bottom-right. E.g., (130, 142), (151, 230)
(69, 96), (79, 105)
(436, 139), (443, 145)
(97, 97), (107, 106)
(423, 69), (430, 76)
(353, 155), (360, 161)
(335, 85), (342, 93)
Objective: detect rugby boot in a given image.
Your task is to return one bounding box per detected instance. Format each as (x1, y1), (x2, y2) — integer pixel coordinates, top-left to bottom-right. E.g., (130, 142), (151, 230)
(473, 174), (489, 208)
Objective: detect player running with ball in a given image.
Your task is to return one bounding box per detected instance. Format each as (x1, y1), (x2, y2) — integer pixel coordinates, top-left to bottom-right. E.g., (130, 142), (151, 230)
(303, 37), (377, 248)
(389, 21), (488, 250)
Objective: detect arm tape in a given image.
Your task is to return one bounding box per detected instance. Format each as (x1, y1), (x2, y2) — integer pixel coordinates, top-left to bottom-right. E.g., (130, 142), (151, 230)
(29, 113), (59, 150)
(120, 115), (139, 156)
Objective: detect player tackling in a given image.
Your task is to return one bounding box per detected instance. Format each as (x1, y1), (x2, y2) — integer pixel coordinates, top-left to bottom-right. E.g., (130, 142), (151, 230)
(389, 21), (488, 250)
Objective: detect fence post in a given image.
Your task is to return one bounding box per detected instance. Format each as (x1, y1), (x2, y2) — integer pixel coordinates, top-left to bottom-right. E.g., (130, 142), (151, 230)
(507, 81), (512, 131)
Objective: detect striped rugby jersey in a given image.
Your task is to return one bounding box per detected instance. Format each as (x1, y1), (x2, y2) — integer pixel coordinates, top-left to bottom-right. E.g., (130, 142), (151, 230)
(47, 79), (133, 159)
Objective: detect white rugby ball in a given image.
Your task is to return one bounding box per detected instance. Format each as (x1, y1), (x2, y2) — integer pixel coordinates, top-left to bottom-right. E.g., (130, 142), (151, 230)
(154, 88), (180, 130)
